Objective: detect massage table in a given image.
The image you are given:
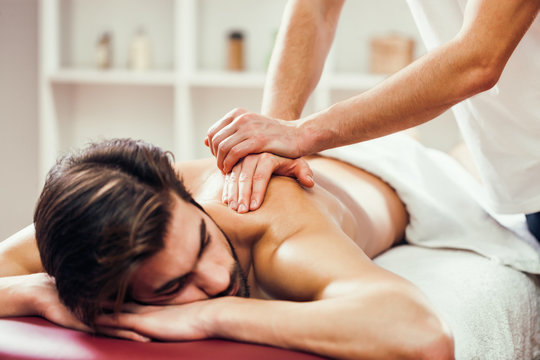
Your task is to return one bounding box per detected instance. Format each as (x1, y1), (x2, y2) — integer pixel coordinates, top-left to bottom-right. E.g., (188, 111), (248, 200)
(2, 136), (538, 359)
(1, 244), (538, 360)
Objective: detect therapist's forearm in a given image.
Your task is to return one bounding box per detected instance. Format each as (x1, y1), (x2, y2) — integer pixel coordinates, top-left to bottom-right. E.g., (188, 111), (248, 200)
(297, 0), (539, 154)
(298, 40), (481, 153)
(261, 0), (344, 120)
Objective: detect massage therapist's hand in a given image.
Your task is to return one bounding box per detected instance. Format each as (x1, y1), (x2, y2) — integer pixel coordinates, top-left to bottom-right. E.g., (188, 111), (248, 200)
(206, 108), (307, 173)
(222, 153), (314, 213)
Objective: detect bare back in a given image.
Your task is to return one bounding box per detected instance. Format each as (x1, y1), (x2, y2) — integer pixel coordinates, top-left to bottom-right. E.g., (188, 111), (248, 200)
(178, 155), (408, 260)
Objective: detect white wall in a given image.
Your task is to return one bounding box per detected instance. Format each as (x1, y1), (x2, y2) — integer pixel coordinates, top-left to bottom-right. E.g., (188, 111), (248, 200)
(0, 0), (39, 240)
(0, 0), (461, 241)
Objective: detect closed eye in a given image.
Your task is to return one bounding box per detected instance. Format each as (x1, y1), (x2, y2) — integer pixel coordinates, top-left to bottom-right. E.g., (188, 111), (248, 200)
(160, 276), (190, 296)
(154, 233), (212, 297)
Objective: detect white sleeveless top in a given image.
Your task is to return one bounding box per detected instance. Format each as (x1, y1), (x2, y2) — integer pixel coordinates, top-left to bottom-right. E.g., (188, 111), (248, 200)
(406, 0), (540, 214)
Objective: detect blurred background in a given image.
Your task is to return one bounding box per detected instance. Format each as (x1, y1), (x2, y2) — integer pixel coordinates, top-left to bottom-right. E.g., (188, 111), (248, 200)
(0, 0), (460, 240)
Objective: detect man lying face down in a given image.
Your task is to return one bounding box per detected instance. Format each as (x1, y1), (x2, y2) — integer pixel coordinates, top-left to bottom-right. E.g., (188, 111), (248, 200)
(1, 139), (454, 360)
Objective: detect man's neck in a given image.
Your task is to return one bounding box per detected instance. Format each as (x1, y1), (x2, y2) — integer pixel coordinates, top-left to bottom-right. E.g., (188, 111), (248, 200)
(200, 200), (267, 276)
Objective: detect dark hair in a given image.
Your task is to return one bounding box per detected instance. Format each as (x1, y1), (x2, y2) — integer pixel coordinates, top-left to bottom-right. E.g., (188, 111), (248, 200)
(34, 138), (200, 327)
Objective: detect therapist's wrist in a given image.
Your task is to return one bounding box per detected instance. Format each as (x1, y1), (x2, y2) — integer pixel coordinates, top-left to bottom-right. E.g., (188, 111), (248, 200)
(295, 114), (327, 156)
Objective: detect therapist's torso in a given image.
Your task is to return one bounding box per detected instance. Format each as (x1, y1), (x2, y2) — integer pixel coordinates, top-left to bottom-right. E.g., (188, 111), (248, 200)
(406, 0), (540, 214)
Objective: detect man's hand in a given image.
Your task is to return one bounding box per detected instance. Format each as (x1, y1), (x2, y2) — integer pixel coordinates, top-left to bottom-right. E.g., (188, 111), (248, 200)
(222, 153), (314, 213)
(18, 273), (90, 332)
(205, 108), (306, 173)
(95, 300), (218, 342)
(21, 273), (156, 342)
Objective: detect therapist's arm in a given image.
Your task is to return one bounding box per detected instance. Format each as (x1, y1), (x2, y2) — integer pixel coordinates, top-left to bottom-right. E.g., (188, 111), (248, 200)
(206, 0), (343, 164)
(261, 0), (344, 120)
(208, 0), (339, 212)
(208, 0), (539, 173)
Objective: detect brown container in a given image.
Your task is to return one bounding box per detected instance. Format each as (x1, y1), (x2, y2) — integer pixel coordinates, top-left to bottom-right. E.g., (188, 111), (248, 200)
(370, 34), (414, 74)
(227, 31), (245, 71)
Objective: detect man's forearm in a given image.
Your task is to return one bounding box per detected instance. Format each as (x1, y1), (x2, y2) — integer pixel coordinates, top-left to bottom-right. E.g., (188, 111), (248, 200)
(261, 0), (344, 120)
(0, 274), (41, 317)
(207, 284), (452, 359)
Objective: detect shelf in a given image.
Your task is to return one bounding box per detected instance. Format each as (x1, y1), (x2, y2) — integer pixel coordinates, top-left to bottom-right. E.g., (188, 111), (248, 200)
(47, 68), (387, 91)
(187, 71), (267, 88)
(328, 73), (387, 90)
(48, 68), (176, 86)
(39, 0), (428, 177)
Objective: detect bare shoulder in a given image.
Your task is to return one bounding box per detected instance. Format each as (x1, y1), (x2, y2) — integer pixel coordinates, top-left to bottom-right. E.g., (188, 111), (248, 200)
(250, 176), (384, 300)
(253, 175), (326, 237)
(0, 225), (43, 276)
(173, 158), (218, 195)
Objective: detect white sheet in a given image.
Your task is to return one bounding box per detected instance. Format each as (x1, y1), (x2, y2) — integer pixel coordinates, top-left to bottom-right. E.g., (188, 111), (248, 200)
(375, 245), (540, 360)
(321, 134), (540, 358)
(321, 134), (540, 274)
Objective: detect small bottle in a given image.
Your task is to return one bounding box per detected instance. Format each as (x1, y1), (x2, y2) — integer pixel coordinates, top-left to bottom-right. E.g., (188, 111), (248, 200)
(227, 30), (244, 71)
(129, 28), (151, 71)
(95, 32), (112, 69)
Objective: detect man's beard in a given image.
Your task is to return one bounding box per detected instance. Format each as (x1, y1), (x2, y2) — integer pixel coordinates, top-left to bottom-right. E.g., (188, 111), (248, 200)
(215, 232), (250, 298)
(198, 203), (250, 298)
(214, 261), (250, 298)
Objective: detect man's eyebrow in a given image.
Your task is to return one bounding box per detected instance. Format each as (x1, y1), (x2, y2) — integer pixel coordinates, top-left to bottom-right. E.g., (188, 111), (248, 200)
(197, 219), (207, 259)
(153, 219), (207, 295)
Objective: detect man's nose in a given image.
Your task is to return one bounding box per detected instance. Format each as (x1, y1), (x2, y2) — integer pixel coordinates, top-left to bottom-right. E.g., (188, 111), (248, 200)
(192, 261), (231, 298)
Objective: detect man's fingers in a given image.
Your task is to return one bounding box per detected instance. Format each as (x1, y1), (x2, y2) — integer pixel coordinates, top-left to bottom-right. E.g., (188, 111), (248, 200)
(60, 316), (92, 333)
(95, 313), (139, 331)
(97, 325), (151, 343)
(120, 302), (156, 314)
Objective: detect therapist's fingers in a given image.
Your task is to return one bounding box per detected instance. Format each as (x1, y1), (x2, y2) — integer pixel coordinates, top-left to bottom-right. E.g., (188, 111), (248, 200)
(208, 107), (246, 139)
(212, 125), (240, 159)
(216, 133), (247, 172)
(275, 158), (315, 188)
(207, 108), (248, 155)
(236, 155), (258, 213)
(249, 154), (275, 211)
(207, 109), (236, 153)
(226, 163), (243, 211)
(219, 137), (263, 174)
(222, 173), (230, 204)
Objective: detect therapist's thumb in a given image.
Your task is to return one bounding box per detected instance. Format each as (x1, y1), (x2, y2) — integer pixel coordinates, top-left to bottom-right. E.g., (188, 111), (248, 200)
(297, 166), (314, 188)
(276, 158), (314, 188)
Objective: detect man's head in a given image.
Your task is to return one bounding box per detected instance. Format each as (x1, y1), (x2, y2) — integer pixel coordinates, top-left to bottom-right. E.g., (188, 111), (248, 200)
(34, 139), (247, 327)
(127, 193), (250, 306)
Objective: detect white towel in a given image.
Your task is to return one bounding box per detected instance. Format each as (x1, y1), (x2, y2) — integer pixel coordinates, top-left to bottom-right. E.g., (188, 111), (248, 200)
(320, 134), (540, 274)
(375, 245), (540, 360)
